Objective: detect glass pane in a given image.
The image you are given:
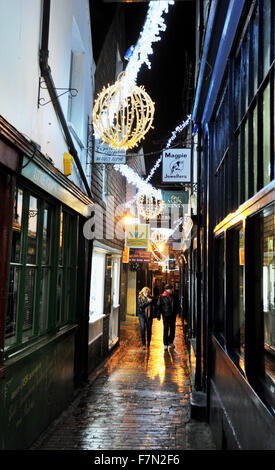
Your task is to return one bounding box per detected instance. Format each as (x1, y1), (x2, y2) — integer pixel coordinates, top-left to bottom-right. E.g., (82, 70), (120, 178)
(253, 6), (259, 95)
(244, 120), (249, 200)
(262, 204), (275, 395)
(215, 236), (225, 338)
(89, 253), (105, 321)
(234, 56), (241, 127)
(59, 211), (64, 266)
(11, 187), (23, 263)
(56, 268), (63, 323)
(42, 204), (52, 265)
(231, 227), (245, 370)
(27, 196), (38, 265)
(241, 39), (249, 117)
(253, 106), (258, 194)
(63, 268), (72, 322)
(263, 0), (271, 78)
(39, 268), (50, 332)
(5, 266), (20, 346)
(237, 132), (241, 206)
(263, 83), (271, 187)
(63, 213), (72, 267)
(22, 267), (36, 340)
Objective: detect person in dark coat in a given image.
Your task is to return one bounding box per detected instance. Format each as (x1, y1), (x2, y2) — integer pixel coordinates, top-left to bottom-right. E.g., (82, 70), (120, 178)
(157, 284), (180, 350)
(137, 287), (154, 350)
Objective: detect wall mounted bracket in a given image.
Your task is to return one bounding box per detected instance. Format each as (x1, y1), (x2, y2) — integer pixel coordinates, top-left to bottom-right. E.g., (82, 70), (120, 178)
(38, 77), (78, 107)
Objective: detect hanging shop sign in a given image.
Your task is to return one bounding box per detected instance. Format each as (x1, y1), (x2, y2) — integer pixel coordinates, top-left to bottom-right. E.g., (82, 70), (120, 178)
(161, 190), (189, 207)
(125, 223), (150, 249)
(162, 148), (191, 183)
(129, 250), (152, 263)
(94, 139), (126, 164)
(122, 247), (129, 263)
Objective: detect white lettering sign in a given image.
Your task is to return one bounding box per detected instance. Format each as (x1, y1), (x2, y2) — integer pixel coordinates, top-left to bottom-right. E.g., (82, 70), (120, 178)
(94, 139), (126, 164)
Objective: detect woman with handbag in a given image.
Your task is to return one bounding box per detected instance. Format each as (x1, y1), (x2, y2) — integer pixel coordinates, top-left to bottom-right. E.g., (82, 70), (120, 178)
(137, 287), (154, 350)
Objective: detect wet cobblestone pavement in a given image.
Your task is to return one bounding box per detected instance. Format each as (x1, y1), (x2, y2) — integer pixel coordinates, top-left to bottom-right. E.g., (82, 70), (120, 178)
(31, 316), (216, 450)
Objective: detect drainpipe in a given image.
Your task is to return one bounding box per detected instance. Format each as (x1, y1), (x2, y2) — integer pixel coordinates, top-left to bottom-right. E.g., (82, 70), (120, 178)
(39, 0), (92, 198)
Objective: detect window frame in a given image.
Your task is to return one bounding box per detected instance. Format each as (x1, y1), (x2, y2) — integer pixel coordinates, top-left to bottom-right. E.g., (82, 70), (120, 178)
(226, 221), (246, 373)
(213, 183), (275, 414)
(211, 0), (274, 225)
(4, 183), (78, 360)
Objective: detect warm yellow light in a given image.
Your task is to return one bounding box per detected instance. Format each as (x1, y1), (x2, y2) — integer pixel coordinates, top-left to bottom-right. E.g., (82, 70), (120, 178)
(136, 192), (165, 219)
(124, 216), (135, 225)
(92, 72), (155, 150)
(157, 243), (165, 252)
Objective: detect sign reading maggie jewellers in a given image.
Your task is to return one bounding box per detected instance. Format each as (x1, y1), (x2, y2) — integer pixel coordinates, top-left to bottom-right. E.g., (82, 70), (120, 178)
(94, 139), (126, 164)
(162, 148), (191, 183)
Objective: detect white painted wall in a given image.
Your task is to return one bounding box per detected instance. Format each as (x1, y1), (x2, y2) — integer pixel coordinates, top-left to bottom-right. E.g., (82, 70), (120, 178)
(0, 0), (95, 191)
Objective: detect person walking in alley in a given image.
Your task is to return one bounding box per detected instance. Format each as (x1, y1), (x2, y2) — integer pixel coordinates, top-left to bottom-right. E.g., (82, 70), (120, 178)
(157, 284), (180, 350)
(137, 287), (156, 350)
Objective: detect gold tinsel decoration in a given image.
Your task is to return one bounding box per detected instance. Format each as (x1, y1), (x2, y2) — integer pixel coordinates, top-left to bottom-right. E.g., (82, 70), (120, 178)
(92, 72), (155, 150)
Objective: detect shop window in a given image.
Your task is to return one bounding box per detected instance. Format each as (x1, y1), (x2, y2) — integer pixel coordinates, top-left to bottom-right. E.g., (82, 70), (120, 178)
(5, 187), (23, 346)
(4, 186), (77, 356)
(263, 0), (271, 79)
(88, 250), (106, 344)
(56, 209), (77, 325)
(252, 5), (259, 95)
(262, 204), (275, 399)
(39, 203), (52, 333)
(253, 106), (258, 193)
(227, 225), (245, 371)
(263, 83), (271, 187)
(112, 256), (121, 308)
(214, 235), (225, 342)
(89, 251), (106, 321)
(246, 203), (275, 412)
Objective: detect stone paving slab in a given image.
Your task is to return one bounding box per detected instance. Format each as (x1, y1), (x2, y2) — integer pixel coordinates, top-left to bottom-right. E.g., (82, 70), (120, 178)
(31, 316), (216, 451)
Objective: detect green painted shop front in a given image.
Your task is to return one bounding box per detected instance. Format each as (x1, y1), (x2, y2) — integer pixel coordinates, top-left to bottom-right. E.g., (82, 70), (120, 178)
(0, 133), (93, 449)
(0, 326), (76, 449)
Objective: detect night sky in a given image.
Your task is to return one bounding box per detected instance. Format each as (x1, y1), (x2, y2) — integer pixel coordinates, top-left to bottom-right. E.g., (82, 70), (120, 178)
(91, 0), (196, 184)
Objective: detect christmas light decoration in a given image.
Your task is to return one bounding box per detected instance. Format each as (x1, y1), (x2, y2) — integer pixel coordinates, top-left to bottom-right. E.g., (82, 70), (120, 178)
(101, 0), (191, 211)
(93, 1), (174, 149)
(124, 1), (175, 89)
(136, 191), (165, 219)
(150, 240), (168, 263)
(92, 72), (155, 150)
(114, 163), (162, 200)
(150, 227), (171, 244)
(145, 114), (192, 183)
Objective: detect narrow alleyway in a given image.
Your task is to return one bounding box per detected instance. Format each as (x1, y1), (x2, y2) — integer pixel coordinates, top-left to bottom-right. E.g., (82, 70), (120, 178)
(31, 316), (215, 451)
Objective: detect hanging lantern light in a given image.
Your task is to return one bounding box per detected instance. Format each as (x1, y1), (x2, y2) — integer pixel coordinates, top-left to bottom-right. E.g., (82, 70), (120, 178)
(150, 227), (171, 245)
(136, 190), (165, 219)
(92, 72), (155, 150)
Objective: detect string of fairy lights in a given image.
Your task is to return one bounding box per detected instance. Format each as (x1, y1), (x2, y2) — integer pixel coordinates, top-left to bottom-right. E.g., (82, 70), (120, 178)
(92, 0), (193, 271)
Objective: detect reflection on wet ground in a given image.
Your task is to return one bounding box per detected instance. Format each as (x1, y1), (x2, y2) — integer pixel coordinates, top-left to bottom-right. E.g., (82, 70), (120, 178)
(32, 316), (215, 450)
